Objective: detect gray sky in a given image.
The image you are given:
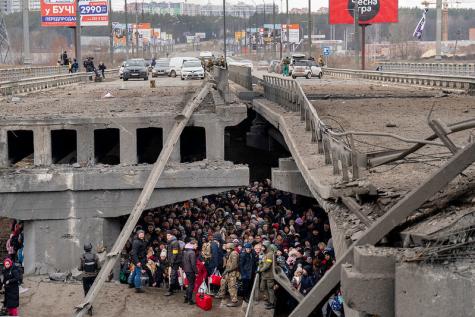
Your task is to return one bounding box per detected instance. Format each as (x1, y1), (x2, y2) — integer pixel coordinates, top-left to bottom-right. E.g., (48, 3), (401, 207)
(112, 0), (475, 11)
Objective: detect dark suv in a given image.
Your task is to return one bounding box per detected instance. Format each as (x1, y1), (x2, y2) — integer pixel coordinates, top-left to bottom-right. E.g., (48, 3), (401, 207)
(122, 59), (148, 81)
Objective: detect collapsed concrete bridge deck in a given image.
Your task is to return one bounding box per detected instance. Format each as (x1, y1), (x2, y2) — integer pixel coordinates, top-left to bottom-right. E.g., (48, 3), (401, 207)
(230, 69), (475, 317)
(0, 77), (250, 274)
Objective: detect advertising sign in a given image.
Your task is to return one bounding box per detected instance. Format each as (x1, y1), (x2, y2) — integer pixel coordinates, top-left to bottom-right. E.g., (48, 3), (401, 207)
(195, 32), (206, 39)
(329, 0), (398, 25)
(41, 0), (76, 27)
(323, 47), (331, 56)
(288, 24), (300, 43)
(79, 0), (108, 26)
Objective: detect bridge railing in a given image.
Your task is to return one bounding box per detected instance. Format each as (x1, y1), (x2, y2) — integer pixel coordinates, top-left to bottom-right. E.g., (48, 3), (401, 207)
(0, 69), (118, 96)
(0, 65), (68, 81)
(244, 273), (260, 317)
(325, 68), (475, 95)
(263, 75), (362, 183)
(379, 62), (475, 76)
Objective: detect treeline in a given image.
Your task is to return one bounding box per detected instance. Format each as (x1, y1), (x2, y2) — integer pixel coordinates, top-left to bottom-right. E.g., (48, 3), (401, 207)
(4, 7), (475, 51)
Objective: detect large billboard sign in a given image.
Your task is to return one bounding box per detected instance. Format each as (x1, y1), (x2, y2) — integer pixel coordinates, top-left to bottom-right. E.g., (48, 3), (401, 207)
(41, 0), (76, 27)
(329, 0), (398, 25)
(79, 0), (108, 26)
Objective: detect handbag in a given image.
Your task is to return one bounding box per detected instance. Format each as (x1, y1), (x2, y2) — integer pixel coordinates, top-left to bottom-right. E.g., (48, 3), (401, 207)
(209, 269), (222, 286)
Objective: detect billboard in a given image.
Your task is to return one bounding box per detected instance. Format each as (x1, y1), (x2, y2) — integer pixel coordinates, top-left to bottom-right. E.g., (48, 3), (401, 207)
(288, 24), (300, 43)
(41, 0), (76, 27)
(79, 0), (108, 26)
(329, 0), (398, 25)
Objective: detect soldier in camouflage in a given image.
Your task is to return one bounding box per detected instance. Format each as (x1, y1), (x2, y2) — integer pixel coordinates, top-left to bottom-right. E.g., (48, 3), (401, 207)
(215, 243), (240, 307)
(259, 242), (276, 310)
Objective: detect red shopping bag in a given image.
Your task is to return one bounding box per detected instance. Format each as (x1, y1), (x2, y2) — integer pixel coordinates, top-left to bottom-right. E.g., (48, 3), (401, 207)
(209, 269), (222, 286)
(196, 290), (213, 311)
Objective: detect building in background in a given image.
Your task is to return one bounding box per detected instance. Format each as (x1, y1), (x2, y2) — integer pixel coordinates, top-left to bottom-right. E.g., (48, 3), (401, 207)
(0, 0), (40, 13)
(125, 1), (278, 18)
(470, 28), (475, 41)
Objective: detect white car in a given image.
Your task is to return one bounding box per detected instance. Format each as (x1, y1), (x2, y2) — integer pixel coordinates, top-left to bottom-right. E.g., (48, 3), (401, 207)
(292, 60), (323, 79)
(168, 57), (199, 77)
(181, 60), (205, 80)
(228, 58), (253, 69)
(119, 61), (126, 78)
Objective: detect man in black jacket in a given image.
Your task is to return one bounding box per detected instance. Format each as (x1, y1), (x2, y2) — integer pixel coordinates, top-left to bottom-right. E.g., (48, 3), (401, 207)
(182, 240), (198, 304)
(239, 243), (255, 302)
(129, 230), (147, 293)
(165, 231), (182, 296)
(79, 243), (101, 315)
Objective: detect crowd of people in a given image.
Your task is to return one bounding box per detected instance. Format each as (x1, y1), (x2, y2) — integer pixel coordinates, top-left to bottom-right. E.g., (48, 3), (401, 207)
(118, 180), (344, 316)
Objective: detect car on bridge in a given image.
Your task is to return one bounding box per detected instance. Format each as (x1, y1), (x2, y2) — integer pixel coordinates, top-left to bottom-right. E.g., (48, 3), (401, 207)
(181, 59), (205, 80)
(292, 60), (323, 79)
(122, 59), (149, 81)
(151, 59), (170, 77)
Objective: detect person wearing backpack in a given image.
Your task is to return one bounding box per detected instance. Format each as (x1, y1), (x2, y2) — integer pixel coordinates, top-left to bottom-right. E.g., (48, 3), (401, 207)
(1, 258), (20, 316)
(79, 243), (101, 316)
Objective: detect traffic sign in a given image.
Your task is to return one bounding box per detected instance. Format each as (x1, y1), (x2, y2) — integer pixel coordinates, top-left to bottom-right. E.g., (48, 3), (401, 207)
(323, 47), (331, 56)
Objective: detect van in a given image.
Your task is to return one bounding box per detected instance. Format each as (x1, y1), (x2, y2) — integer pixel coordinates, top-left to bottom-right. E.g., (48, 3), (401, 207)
(167, 57), (199, 77)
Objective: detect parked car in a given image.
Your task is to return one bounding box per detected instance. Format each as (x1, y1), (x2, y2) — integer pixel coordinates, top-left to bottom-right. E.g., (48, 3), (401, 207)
(268, 60), (280, 73)
(122, 59), (149, 81)
(152, 59), (169, 77)
(168, 57), (199, 77)
(181, 59), (205, 80)
(228, 58), (253, 69)
(119, 61), (126, 79)
(257, 60), (269, 70)
(291, 60), (323, 79)
(289, 53), (307, 75)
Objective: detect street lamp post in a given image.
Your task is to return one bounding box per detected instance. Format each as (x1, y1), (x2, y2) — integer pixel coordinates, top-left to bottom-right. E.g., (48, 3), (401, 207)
(125, 0), (129, 59)
(223, 0), (227, 61)
(307, 0), (312, 58)
(22, 0), (31, 64)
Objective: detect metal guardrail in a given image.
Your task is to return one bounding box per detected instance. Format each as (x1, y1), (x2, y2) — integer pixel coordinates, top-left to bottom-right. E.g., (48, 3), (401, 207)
(262, 75), (362, 183)
(379, 62), (475, 76)
(244, 273), (260, 317)
(325, 68), (475, 95)
(0, 65), (68, 81)
(228, 64), (253, 91)
(0, 69), (118, 96)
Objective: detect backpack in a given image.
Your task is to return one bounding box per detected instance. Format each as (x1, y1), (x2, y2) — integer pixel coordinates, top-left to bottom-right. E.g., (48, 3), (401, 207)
(83, 253), (97, 273)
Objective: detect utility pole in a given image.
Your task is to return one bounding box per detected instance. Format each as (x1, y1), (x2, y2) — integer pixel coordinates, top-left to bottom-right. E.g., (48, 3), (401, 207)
(353, 3), (359, 69)
(307, 0), (311, 58)
(108, 0), (113, 64)
(435, 0), (442, 60)
(223, 0), (227, 61)
(272, 0), (275, 58)
(286, 0), (289, 54)
(22, 0), (31, 64)
(135, 1), (139, 57)
(125, 0), (129, 59)
(75, 0), (81, 69)
(262, 1), (265, 55)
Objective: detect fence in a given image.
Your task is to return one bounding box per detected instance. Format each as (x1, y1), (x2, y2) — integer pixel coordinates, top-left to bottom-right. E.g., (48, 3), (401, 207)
(325, 68), (475, 95)
(0, 66), (68, 82)
(228, 64), (253, 91)
(262, 75), (363, 183)
(0, 69), (118, 96)
(379, 62), (475, 76)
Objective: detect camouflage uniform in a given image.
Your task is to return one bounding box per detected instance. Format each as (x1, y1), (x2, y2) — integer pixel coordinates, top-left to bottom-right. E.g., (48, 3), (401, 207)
(217, 248), (240, 303)
(259, 250), (275, 305)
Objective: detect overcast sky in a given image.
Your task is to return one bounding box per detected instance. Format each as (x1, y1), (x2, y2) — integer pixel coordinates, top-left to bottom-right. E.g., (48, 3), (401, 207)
(112, 0), (475, 11)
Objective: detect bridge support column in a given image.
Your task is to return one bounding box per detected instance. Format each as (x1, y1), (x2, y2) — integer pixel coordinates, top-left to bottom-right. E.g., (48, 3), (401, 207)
(204, 122), (224, 160)
(33, 126), (52, 166)
(163, 123), (180, 162)
(120, 125), (137, 164)
(77, 126), (94, 165)
(23, 216), (121, 275)
(0, 129), (8, 167)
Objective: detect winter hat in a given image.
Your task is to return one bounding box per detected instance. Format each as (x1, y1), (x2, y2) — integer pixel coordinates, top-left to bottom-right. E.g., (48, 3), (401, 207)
(3, 258), (12, 267)
(244, 243), (252, 249)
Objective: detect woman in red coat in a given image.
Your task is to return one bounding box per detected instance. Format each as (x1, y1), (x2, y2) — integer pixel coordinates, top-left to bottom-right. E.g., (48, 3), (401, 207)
(193, 258), (208, 293)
